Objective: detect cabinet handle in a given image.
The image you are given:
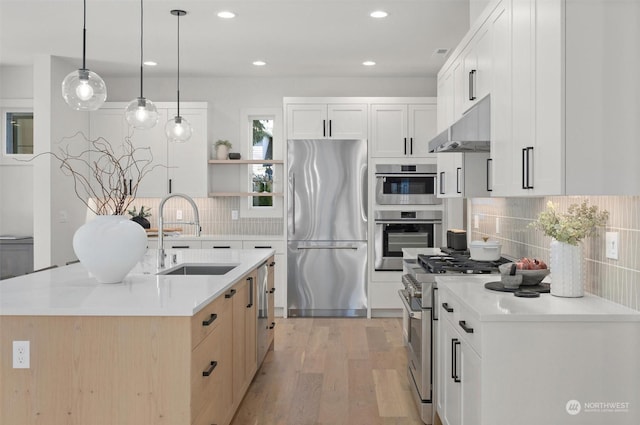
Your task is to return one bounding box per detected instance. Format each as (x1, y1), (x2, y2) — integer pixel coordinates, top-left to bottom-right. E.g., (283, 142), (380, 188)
(269, 287), (276, 294)
(404, 137), (407, 155)
(521, 148), (527, 189)
(442, 302), (454, 313)
(526, 147), (534, 189)
(459, 320), (474, 333)
(432, 287), (438, 321)
(247, 277), (254, 308)
(129, 179), (132, 196)
(439, 171), (445, 195)
(225, 289), (236, 299)
(202, 313), (218, 326)
(254, 245), (272, 249)
(456, 167), (462, 194)
(169, 178), (172, 194)
(469, 70), (477, 101)
(202, 360), (218, 377)
(269, 261), (276, 267)
(171, 245), (190, 249)
(329, 119), (332, 137)
(410, 137), (414, 155)
(269, 322), (276, 329)
(212, 245), (231, 249)
(486, 158), (493, 192)
(452, 339), (461, 383)
(323, 119), (326, 137)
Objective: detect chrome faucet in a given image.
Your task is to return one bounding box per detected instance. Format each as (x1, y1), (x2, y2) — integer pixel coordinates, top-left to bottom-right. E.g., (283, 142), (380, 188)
(157, 193), (201, 268)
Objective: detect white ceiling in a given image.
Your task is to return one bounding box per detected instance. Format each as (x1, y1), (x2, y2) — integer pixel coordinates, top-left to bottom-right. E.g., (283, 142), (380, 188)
(0, 0), (470, 79)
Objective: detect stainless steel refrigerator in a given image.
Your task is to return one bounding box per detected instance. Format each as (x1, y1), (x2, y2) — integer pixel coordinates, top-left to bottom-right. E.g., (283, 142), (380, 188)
(287, 138), (368, 317)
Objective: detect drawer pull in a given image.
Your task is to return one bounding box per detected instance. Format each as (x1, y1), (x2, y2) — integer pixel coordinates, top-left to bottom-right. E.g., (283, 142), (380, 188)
(459, 320), (474, 333)
(442, 302), (454, 313)
(202, 361), (218, 377)
(255, 245), (272, 249)
(171, 245), (190, 249)
(225, 289), (237, 299)
(202, 313), (217, 326)
(269, 261), (276, 267)
(269, 322), (276, 329)
(212, 245), (231, 249)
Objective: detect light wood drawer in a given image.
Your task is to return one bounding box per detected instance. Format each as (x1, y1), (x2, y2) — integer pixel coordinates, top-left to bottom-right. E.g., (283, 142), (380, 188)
(191, 295), (229, 350)
(191, 322), (224, 420)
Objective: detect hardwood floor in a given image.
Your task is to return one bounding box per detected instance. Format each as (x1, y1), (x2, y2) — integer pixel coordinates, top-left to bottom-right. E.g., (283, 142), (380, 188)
(230, 317), (425, 425)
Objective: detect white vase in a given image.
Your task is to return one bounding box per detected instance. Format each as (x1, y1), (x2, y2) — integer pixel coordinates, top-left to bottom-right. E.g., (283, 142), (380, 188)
(216, 145), (229, 160)
(549, 239), (584, 297)
(73, 215), (147, 284)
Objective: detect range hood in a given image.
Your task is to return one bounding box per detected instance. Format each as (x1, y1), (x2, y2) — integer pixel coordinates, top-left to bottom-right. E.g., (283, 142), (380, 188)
(428, 95), (491, 153)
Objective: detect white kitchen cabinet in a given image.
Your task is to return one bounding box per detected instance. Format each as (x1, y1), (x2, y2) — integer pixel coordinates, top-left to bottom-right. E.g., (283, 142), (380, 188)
(462, 25), (492, 114)
(89, 103), (208, 199)
(370, 103), (438, 158)
(286, 104), (367, 140)
(436, 277), (640, 425)
(437, 152), (490, 198)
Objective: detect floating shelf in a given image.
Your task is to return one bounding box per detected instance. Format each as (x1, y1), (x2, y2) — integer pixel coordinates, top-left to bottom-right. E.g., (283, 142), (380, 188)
(208, 160), (284, 165)
(208, 192), (284, 197)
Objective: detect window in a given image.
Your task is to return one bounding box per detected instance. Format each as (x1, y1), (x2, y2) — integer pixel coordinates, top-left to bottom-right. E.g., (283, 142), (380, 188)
(2, 106), (34, 158)
(251, 119), (274, 207)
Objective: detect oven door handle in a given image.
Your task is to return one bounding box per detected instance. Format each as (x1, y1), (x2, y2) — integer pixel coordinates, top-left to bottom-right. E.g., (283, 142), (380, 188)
(375, 220), (442, 225)
(375, 173), (435, 178)
(398, 290), (421, 316)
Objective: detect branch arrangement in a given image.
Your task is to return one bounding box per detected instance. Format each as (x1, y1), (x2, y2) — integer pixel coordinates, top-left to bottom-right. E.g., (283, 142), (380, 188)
(26, 132), (160, 215)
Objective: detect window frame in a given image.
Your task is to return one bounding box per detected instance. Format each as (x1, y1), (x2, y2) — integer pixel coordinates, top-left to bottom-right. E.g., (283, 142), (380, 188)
(1, 99), (34, 164)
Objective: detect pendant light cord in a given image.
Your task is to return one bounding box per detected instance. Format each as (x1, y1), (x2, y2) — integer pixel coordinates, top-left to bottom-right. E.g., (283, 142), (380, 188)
(82, 0), (87, 70)
(176, 11), (181, 117)
(139, 0), (144, 98)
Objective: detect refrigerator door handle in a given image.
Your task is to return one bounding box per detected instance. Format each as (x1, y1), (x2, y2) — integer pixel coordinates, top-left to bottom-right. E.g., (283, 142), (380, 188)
(298, 246), (359, 250)
(361, 164), (368, 222)
(290, 173), (296, 235)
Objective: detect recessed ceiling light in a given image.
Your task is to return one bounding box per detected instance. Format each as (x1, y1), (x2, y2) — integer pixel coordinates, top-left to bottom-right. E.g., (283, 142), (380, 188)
(253, 60), (267, 66)
(362, 60), (376, 66)
(143, 61), (157, 67)
(370, 10), (388, 18)
(217, 11), (236, 19)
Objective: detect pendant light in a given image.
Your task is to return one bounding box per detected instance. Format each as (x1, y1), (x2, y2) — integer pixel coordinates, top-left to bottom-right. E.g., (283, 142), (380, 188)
(125, 0), (158, 129)
(165, 9), (192, 143)
(61, 0), (107, 111)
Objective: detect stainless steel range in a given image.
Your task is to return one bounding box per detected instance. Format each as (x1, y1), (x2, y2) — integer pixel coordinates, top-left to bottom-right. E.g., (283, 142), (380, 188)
(399, 250), (511, 424)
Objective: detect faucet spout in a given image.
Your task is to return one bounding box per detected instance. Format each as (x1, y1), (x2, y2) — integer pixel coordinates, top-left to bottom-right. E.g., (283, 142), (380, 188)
(157, 193), (201, 268)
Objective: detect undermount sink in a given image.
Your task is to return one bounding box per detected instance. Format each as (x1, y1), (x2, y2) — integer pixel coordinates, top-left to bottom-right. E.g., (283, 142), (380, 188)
(158, 264), (238, 276)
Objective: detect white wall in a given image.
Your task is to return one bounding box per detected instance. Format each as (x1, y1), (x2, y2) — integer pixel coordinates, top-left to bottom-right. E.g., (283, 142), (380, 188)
(469, 0), (491, 26)
(33, 56), (89, 268)
(0, 66), (33, 99)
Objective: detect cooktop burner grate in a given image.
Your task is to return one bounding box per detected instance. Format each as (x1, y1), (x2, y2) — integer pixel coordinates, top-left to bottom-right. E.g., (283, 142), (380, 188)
(418, 253), (511, 274)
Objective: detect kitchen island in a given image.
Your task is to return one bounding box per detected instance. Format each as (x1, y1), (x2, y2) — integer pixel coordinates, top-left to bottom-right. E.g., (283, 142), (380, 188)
(0, 248), (275, 425)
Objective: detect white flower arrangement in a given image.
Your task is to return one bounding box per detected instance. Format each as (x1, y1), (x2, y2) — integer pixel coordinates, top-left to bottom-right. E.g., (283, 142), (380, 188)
(530, 200), (609, 246)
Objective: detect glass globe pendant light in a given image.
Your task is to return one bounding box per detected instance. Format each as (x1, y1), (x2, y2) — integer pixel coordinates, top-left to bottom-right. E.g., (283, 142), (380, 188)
(165, 9), (192, 143)
(61, 0), (107, 111)
(125, 0), (158, 129)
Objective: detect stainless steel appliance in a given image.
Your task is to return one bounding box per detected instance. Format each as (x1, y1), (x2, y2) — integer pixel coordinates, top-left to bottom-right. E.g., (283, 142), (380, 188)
(399, 251), (511, 424)
(287, 138), (368, 317)
(428, 95), (490, 153)
(374, 211), (442, 271)
(256, 260), (271, 363)
(375, 164), (441, 205)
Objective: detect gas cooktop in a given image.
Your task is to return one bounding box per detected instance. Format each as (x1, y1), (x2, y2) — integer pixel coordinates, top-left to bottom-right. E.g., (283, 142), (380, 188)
(418, 253), (511, 274)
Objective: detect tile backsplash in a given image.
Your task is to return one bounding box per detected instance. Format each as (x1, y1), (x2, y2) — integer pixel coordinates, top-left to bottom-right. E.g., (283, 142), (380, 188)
(127, 197), (283, 236)
(469, 196), (640, 311)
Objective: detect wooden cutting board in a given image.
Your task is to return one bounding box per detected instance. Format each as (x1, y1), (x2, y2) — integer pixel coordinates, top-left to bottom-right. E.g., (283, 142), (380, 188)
(145, 228), (182, 234)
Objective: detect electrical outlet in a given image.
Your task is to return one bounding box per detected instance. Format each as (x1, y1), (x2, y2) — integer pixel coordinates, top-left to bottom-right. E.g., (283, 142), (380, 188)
(606, 232), (619, 260)
(13, 341), (30, 369)
(231, 210), (239, 220)
(496, 217), (501, 234)
(474, 214), (480, 229)
(176, 210), (183, 220)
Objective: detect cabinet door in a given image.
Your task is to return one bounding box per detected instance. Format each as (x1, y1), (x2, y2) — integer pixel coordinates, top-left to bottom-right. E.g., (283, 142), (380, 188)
(408, 104), (438, 157)
(167, 108), (207, 197)
(473, 25), (492, 103)
(437, 153), (463, 198)
(441, 319), (461, 425)
(327, 104), (367, 139)
(231, 280), (248, 404)
(452, 60), (466, 122)
(460, 342), (481, 425)
(370, 104), (408, 157)
(267, 258), (276, 344)
(274, 253), (286, 310)
(245, 272), (257, 380)
(287, 105), (327, 139)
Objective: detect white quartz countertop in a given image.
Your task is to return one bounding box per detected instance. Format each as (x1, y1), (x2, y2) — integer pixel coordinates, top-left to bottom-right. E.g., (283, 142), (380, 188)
(436, 275), (640, 322)
(0, 249), (274, 317)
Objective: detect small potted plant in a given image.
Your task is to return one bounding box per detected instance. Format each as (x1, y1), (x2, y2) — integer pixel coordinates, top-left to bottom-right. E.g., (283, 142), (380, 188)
(215, 140), (232, 160)
(128, 206), (152, 229)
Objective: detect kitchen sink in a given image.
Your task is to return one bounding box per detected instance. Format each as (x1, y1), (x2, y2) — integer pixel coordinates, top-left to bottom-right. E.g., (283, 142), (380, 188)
(158, 264), (238, 276)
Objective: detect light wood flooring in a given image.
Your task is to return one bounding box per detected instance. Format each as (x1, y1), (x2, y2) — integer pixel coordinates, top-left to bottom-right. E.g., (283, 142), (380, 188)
(230, 317), (426, 425)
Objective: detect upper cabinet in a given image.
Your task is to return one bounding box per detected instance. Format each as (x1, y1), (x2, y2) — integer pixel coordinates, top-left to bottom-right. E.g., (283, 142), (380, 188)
(438, 0), (640, 196)
(286, 104), (367, 140)
(370, 103), (438, 158)
(437, 152), (491, 199)
(90, 102), (208, 198)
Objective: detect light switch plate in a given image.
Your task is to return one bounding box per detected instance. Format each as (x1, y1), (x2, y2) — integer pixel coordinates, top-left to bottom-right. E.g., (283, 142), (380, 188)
(606, 232), (619, 260)
(474, 214), (480, 229)
(495, 217), (500, 234)
(176, 210), (183, 220)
